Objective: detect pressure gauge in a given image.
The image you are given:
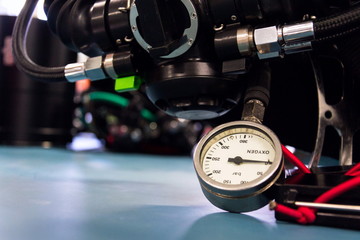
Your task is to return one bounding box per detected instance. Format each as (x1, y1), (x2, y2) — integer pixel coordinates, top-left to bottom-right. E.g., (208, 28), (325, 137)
(193, 121), (284, 212)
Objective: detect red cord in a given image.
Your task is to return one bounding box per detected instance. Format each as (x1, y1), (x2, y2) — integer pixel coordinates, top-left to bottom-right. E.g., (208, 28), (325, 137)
(281, 145), (311, 174)
(273, 175), (360, 224)
(314, 175), (360, 203)
(351, 171), (360, 176)
(345, 162), (360, 176)
(273, 203), (303, 219)
(272, 203), (316, 224)
(273, 145), (360, 224)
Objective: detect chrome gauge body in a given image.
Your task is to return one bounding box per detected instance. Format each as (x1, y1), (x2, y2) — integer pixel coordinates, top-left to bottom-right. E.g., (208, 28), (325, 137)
(193, 121), (284, 212)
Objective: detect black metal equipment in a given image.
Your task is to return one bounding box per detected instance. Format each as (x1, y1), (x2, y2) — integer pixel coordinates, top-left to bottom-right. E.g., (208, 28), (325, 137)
(11, 0), (360, 230)
(15, 0), (360, 121)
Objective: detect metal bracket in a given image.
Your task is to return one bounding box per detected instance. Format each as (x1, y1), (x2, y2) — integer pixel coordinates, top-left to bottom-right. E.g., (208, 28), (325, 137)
(309, 54), (360, 169)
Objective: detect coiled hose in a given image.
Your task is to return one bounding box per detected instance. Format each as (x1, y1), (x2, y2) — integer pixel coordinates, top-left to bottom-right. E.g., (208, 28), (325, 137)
(314, 4), (360, 42)
(12, 0), (67, 82)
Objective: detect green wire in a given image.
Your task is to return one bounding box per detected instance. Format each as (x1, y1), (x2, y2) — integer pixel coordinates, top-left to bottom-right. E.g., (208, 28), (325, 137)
(89, 91), (129, 107)
(140, 109), (157, 122)
(88, 91), (157, 122)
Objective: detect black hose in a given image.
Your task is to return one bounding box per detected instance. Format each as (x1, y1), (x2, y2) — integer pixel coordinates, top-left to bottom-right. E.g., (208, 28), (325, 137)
(313, 4), (360, 42)
(12, 0), (67, 82)
(244, 62), (271, 107)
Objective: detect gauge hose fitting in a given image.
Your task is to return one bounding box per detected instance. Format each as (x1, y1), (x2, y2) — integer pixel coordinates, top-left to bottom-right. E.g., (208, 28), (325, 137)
(215, 21), (315, 60)
(253, 21), (315, 59)
(241, 62), (271, 124)
(215, 5), (360, 60)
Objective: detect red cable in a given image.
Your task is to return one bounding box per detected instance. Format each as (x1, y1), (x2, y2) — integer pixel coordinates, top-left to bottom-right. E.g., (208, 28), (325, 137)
(314, 175), (360, 203)
(273, 175), (360, 224)
(281, 145), (311, 174)
(272, 203), (316, 224)
(274, 146), (360, 224)
(345, 162), (360, 176)
(273, 203), (303, 219)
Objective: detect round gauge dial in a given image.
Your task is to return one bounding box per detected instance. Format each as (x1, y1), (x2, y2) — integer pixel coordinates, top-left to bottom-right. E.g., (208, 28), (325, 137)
(201, 126), (276, 185)
(193, 121), (284, 212)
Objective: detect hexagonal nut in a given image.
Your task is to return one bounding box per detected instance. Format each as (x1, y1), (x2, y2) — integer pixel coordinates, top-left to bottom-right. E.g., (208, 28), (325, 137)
(241, 100), (265, 124)
(85, 56), (107, 81)
(254, 26), (281, 59)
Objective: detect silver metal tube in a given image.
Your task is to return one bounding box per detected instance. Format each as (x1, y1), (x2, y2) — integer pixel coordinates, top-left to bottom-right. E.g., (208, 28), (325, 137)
(294, 201), (360, 213)
(236, 26), (254, 56)
(253, 21), (315, 59)
(283, 42), (312, 55)
(103, 53), (118, 79)
(282, 21), (314, 45)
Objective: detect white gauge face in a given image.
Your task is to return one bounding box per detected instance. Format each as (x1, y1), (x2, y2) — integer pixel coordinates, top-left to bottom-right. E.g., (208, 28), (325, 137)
(201, 127), (276, 185)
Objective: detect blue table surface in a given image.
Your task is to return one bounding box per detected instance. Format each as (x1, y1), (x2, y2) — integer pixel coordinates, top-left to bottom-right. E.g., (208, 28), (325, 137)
(0, 146), (358, 240)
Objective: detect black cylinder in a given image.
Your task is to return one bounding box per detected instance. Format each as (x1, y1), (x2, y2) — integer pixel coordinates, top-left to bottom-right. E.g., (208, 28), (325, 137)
(145, 61), (244, 120)
(107, 0), (133, 43)
(90, 0), (114, 52)
(214, 26), (242, 60)
(113, 47), (136, 77)
(0, 17), (76, 146)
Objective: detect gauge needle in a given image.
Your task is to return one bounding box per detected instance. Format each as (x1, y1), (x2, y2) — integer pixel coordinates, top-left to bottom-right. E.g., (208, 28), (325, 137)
(228, 156), (272, 165)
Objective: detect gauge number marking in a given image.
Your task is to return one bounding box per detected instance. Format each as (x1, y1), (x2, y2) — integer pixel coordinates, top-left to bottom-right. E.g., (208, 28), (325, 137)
(202, 130), (275, 185)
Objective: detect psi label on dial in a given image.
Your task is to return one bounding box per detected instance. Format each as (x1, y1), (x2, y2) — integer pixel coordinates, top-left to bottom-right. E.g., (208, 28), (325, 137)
(201, 128), (275, 185)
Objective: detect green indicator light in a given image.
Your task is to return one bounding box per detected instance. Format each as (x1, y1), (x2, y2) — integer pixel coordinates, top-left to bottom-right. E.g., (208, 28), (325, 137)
(115, 76), (142, 92)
